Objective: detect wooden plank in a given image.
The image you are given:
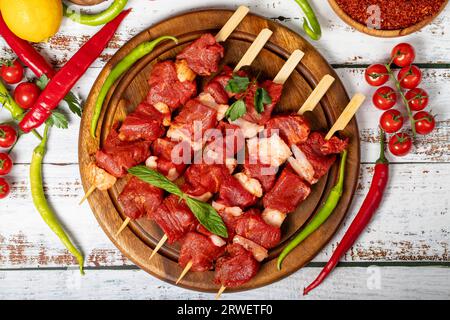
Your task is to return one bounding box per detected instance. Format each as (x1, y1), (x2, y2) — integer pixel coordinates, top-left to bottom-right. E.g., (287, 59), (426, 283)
(0, 267), (448, 299)
(1, 1), (449, 67)
(0, 163), (448, 269)
(1, 68), (449, 164)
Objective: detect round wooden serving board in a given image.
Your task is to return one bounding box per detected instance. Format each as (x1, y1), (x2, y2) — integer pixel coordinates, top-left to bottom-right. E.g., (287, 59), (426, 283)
(79, 9), (360, 293)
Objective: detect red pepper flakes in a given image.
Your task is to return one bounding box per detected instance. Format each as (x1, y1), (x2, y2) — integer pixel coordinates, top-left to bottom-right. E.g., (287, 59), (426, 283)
(335, 0), (446, 30)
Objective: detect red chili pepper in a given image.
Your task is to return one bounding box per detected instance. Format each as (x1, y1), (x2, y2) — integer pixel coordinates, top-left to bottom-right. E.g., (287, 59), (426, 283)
(0, 14), (55, 79)
(303, 130), (389, 295)
(19, 9), (131, 133)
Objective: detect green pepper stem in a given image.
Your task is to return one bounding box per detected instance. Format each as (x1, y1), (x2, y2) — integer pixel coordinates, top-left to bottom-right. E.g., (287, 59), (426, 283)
(377, 128), (388, 164)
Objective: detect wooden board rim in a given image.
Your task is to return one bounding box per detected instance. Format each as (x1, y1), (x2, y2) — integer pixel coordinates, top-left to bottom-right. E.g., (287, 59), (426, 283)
(78, 9), (361, 293)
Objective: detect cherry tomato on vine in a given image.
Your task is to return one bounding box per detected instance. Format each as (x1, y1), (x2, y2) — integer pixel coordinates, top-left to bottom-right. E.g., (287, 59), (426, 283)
(373, 86), (397, 110)
(391, 43), (415, 67)
(389, 133), (412, 157)
(0, 60), (24, 84)
(0, 177), (10, 199)
(0, 153), (13, 176)
(380, 109), (404, 133)
(365, 64), (389, 86)
(0, 124), (17, 149)
(405, 88), (429, 111)
(414, 111), (435, 135)
(14, 82), (41, 110)
(398, 65), (422, 89)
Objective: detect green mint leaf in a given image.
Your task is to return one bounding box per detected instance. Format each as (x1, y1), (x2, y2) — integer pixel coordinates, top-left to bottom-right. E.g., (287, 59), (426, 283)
(128, 166), (183, 196)
(128, 165), (228, 238)
(36, 75), (50, 90)
(254, 87), (272, 114)
(225, 75), (250, 93)
(185, 197), (228, 238)
(46, 111), (68, 129)
(225, 99), (246, 121)
(63, 91), (83, 117)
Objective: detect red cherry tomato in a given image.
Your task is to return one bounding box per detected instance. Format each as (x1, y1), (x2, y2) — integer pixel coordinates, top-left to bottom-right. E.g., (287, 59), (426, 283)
(380, 109), (404, 133)
(405, 88), (429, 111)
(389, 133), (412, 157)
(13, 82), (41, 110)
(373, 86), (397, 110)
(0, 60), (24, 84)
(398, 65), (422, 89)
(365, 64), (389, 87)
(413, 111), (435, 135)
(391, 43), (415, 67)
(0, 177), (10, 199)
(0, 153), (13, 175)
(0, 124), (17, 149)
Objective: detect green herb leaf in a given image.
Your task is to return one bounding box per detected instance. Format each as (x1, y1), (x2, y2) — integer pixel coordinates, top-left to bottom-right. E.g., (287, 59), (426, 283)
(225, 75), (250, 93)
(254, 87), (272, 114)
(63, 91), (83, 117)
(185, 197), (228, 238)
(36, 75), (50, 90)
(128, 165), (228, 238)
(128, 166), (183, 196)
(225, 99), (246, 121)
(46, 111), (68, 129)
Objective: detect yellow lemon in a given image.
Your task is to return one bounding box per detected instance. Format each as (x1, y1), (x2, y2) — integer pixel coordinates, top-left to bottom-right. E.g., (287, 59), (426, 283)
(0, 0), (63, 42)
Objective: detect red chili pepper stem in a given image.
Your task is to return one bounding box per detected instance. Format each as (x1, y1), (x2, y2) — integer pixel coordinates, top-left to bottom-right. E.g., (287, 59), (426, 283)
(303, 130), (389, 295)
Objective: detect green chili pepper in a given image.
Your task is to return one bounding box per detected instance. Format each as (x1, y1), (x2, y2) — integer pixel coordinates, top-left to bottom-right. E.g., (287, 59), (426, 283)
(63, 0), (129, 26)
(294, 0), (322, 41)
(0, 79), (42, 140)
(277, 149), (348, 270)
(90, 35), (178, 138)
(30, 124), (84, 274)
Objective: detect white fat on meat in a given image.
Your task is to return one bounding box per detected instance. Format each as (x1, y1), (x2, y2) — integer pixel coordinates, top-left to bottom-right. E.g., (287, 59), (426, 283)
(88, 163), (117, 191)
(247, 133), (292, 168)
(175, 59), (196, 82)
(210, 235), (227, 247)
(230, 118), (264, 139)
(167, 125), (203, 151)
(212, 201), (243, 217)
(262, 208), (287, 228)
(234, 172), (263, 198)
(233, 235), (268, 262)
(145, 156), (158, 169)
(189, 192), (213, 202)
(153, 102), (171, 126)
(288, 144), (317, 185)
(167, 168), (179, 181)
(225, 158), (238, 173)
(198, 93), (228, 121)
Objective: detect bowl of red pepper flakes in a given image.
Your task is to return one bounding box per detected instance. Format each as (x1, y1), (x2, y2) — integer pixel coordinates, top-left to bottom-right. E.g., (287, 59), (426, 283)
(328, 0), (448, 37)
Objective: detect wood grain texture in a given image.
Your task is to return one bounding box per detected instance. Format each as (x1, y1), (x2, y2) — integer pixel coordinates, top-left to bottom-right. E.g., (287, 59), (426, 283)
(1, 163), (448, 269)
(0, 267), (449, 300)
(1, 0), (450, 66)
(0, 1), (449, 299)
(78, 9), (359, 292)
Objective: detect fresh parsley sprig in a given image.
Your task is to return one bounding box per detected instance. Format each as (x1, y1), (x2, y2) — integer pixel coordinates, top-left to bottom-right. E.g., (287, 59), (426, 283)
(128, 166), (228, 238)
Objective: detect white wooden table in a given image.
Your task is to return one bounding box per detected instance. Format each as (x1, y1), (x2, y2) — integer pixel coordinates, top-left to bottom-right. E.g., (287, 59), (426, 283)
(0, 0), (449, 300)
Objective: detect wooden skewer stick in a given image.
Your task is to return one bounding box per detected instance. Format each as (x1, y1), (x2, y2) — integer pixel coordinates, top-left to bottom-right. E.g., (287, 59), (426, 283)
(149, 234), (169, 261)
(234, 29), (273, 72)
(298, 75), (335, 115)
(176, 261), (193, 284)
(176, 49), (305, 285)
(148, 30), (274, 259)
(215, 6), (250, 43)
(115, 217), (131, 237)
(79, 185), (96, 205)
(273, 49), (305, 85)
(215, 285), (227, 300)
(325, 93), (365, 141)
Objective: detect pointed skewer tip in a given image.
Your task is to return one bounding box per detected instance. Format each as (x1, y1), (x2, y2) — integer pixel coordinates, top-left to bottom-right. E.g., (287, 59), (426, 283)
(176, 260), (193, 284)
